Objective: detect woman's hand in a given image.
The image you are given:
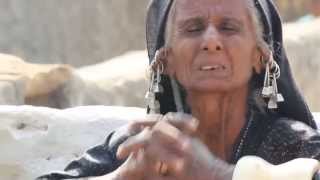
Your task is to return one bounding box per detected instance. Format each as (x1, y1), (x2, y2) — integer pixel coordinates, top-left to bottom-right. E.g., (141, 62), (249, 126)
(112, 113), (235, 180)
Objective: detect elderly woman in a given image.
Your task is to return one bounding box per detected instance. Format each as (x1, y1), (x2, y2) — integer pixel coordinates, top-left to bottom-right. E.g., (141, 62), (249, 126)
(39, 0), (320, 179)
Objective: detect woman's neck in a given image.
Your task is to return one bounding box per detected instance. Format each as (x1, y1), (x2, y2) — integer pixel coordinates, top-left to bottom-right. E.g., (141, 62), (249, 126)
(187, 86), (248, 161)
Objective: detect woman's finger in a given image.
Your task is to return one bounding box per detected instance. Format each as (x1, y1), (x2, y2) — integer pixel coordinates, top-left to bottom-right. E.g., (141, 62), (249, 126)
(152, 120), (191, 149)
(117, 120), (184, 160)
(145, 140), (186, 176)
(118, 120), (188, 159)
(142, 132), (182, 162)
(117, 127), (151, 159)
(117, 121), (196, 178)
(162, 112), (198, 135)
(129, 113), (198, 135)
(134, 138), (184, 178)
(127, 114), (163, 134)
(117, 118), (196, 162)
(146, 121), (193, 174)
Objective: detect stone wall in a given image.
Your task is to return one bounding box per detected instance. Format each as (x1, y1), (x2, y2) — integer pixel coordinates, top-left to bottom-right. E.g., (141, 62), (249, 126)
(283, 19), (320, 112)
(0, 0), (149, 67)
(275, 0), (311, 21)
(0, 0), (312, 68)
(0, 106), (145, 180)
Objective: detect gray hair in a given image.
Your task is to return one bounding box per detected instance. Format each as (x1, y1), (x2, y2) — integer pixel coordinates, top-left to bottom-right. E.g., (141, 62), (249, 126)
(164, 0), (269, 52)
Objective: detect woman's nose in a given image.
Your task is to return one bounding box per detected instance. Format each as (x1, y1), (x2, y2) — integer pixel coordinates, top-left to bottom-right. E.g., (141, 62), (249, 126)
(201, 26), (223, 52)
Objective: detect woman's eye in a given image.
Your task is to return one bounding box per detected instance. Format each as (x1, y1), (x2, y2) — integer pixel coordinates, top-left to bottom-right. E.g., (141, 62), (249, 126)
(220, 23), (239, 33)
(221, 25), (235, 31)
(186, 24), (204, 33)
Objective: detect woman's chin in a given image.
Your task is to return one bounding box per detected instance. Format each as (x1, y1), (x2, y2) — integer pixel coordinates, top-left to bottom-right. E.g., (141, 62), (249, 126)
(186, 79), (235, 93)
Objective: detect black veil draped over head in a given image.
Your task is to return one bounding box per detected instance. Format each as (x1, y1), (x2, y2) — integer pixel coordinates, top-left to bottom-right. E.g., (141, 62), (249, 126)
(38, 0), (317, 179)
(146, 0), (316, 128)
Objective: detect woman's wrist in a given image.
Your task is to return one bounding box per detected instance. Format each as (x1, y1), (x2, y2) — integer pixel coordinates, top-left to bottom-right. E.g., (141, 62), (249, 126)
(208, 158), (235, 180)
(225, 165), (235, 180)
(216, 164), (235, 180)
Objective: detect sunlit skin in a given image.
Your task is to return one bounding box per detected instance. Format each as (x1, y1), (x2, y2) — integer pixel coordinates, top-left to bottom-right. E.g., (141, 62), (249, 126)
(310, 0), (320, 16)
(166, 0), (262, 160)
(96, 0), (267, 180)
(167, 0), (261, 92)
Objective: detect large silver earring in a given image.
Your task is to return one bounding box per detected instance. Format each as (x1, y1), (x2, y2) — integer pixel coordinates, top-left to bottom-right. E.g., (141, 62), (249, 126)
(145, 49), (165, 114)
(262, 58), (272, 97)
(154, 60), (164, 93)
(261, 52), (284, 109)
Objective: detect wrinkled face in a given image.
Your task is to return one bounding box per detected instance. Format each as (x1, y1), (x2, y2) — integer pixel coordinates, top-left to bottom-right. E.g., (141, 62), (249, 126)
(167, 0), (261, 93)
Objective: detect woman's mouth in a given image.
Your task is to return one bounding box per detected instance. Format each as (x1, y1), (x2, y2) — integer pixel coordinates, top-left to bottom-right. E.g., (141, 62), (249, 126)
(199, 65), (226, 71)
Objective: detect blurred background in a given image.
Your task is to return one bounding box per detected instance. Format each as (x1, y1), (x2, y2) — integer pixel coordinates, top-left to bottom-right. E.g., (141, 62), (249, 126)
(0, 0), (314, 66)
(0, 0), (319, 111)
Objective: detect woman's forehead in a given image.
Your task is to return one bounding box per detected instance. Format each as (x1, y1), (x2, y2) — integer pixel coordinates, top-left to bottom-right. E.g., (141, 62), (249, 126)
(174, 0), (250, 22)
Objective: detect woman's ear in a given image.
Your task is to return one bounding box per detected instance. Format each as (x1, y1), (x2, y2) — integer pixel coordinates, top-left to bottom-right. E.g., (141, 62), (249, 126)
(253, 46), (269, 74)
(161, 47), (175, 77)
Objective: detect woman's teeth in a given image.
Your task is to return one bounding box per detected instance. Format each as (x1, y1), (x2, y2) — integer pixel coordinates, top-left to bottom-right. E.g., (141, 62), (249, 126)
(200, 65), (225, 71)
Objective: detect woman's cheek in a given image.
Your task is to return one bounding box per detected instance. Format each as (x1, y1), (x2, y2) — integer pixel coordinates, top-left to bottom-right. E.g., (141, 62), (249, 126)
(172, 53), (195, 88)
(176, 66), (192, 89)
(228, 42), (256, 82)
(233, 60), (254, 86)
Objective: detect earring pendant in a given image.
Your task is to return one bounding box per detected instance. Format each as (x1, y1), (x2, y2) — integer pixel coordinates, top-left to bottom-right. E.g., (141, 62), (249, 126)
(262, 52), (284, 109)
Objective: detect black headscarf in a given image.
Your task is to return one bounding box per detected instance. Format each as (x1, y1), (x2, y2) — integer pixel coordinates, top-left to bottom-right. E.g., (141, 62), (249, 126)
(146, 0), (317, 129)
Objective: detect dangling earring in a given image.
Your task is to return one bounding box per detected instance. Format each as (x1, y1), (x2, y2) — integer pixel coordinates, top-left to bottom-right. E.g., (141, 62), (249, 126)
(145, 48), (166, 114)
(261, 52), (284, 109)
(262, 58), (272, 97)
